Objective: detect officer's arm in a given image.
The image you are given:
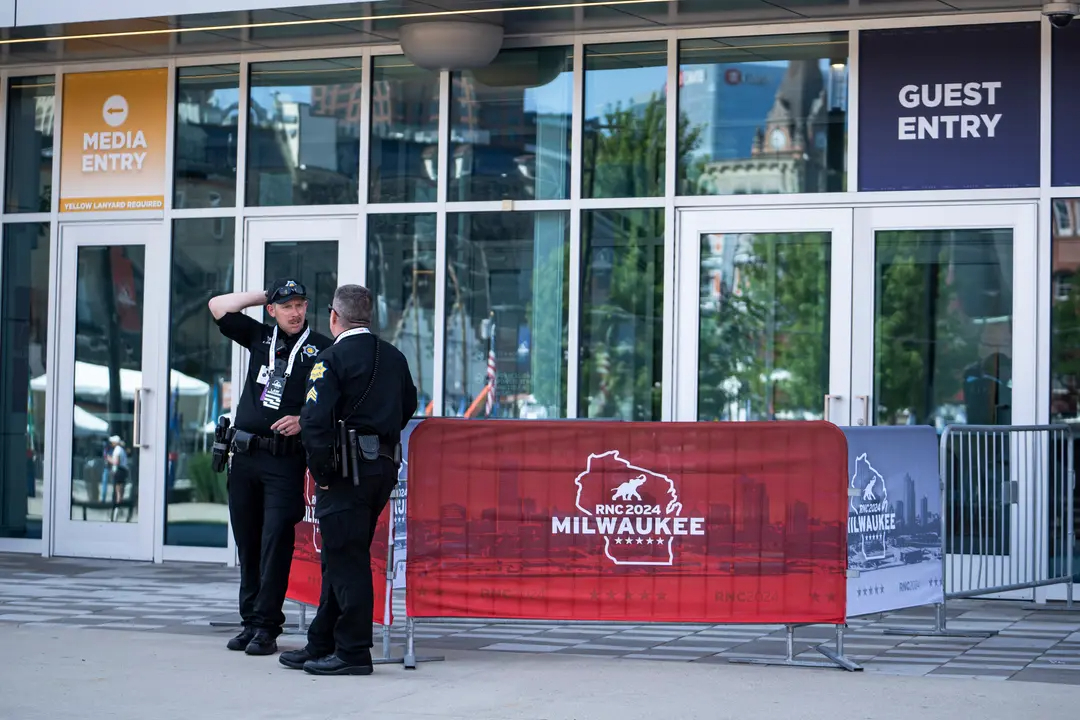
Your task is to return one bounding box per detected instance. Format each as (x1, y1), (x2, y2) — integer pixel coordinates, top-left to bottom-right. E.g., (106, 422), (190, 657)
(210, 291), (268, 347)
(300, 355), (340, 486)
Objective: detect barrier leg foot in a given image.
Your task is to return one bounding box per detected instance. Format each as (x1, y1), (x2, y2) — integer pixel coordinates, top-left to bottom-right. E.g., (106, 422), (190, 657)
(881, 627), (996, 638)
(400, 617), (445, 670)
(728, 625), (859, 671)
(815, 628), (862, 672)
(880, 603), (995, 639)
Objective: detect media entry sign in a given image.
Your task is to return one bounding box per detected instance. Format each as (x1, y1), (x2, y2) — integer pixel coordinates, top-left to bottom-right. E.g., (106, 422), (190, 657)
(858, 23), (1040, 192)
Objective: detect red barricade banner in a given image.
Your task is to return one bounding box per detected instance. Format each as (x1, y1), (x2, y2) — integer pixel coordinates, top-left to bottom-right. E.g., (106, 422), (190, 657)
(406, 420), (848, 625)
(287, 469), (392, 626)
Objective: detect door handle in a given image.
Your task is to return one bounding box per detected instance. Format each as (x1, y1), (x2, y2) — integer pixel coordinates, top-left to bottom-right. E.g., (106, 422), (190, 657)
(855, 395), (869, 426)
(823, 394), (841, 422)
(133, 387), (150, 449)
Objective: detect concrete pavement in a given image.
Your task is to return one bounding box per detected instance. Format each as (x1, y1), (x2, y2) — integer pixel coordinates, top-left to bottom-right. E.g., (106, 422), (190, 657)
(2, 624), (1079, 720)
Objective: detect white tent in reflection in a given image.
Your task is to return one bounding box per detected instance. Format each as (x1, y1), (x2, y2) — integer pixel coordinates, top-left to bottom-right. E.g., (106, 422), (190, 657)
(29, 361), (212, 438)
(72, 405), (109, 436)
(30, 361), (210, 399)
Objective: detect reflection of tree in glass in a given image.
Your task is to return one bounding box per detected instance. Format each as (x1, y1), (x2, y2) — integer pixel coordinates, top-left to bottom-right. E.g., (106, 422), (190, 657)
(577, 95), (702, 421)
(874, 233), (996, 427)
(584, 94), (702, 199)
(1052, 274), (1080, 421)
(696, 233), (829, 421)
(581, 210), (664, 421)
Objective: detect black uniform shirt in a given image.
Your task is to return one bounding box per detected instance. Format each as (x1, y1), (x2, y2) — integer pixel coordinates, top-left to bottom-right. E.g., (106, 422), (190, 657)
(300, 329), (417, 508)
(216, 312), (332, 436)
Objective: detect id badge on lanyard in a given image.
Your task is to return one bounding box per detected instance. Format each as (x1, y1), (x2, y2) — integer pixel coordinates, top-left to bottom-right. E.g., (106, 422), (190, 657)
(261, 325), (310, 410)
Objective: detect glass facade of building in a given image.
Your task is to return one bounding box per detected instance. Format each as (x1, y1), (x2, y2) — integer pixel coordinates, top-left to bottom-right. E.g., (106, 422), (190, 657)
(0, 14), (1072, 586)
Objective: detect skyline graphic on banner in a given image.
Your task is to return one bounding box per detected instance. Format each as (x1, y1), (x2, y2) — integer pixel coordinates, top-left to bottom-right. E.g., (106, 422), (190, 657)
(842, 426), (944, 618)
(405, 420), (849, 625)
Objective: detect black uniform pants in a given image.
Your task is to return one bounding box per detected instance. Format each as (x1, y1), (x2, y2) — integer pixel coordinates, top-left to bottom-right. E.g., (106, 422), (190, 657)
(227, 449), (306, 637)
(304, 468), (397, 665)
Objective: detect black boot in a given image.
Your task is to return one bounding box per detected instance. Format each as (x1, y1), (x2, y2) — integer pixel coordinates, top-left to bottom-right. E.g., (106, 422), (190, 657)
(303, 652), (373, 676)
(244, 629), (278, 656)
(227, 628), (255, 651)
(279, 647), (326, 670)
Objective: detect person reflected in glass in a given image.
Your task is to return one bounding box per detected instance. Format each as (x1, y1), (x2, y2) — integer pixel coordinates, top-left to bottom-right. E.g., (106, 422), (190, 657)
(106, 435), (129, 522)
(208, 279), (332, 656)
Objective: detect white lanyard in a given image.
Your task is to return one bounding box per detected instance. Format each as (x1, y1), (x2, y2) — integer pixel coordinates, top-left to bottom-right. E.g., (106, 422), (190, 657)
(334, 327), (371, 344)
(268, 325), (311, 378)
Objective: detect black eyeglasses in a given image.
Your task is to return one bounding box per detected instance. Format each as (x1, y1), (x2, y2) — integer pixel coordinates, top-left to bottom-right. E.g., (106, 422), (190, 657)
(269, 283), (307, 303)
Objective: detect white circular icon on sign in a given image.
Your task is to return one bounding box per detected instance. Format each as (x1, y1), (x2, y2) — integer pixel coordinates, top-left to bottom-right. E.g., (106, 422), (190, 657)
(102, 95), (129, 127)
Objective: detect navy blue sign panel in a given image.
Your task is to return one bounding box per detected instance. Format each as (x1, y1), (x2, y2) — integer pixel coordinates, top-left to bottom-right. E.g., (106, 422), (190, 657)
(858, 23), (1040, 192)
(1053, 25), (1080, 186)
(841, 426), (944, 618)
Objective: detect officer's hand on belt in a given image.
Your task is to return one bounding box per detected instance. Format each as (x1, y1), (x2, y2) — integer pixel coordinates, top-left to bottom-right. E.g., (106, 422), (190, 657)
(271, 415), (302, 437)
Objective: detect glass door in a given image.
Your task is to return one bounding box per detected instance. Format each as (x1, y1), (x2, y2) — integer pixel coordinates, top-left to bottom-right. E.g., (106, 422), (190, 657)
(52, 222), (169, 561)
(851, 203), (1038, 599)
(674, 208), (854, 424)
(242, 216), (358, 369)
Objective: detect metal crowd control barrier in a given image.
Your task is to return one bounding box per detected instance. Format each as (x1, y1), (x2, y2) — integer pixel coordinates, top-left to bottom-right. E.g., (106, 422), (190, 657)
(395, 418), (859, 673)
(886, 424), (1075, 638)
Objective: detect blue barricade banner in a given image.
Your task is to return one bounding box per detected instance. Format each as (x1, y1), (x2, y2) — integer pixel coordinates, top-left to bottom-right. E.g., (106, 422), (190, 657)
(842, 426), (944, 617)
(392, 418), (422, 589)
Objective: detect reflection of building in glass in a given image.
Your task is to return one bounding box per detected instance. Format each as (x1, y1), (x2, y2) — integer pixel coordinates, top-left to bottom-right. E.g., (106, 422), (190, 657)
(680, 60), (846, 195)
(175, 77), (238, 208)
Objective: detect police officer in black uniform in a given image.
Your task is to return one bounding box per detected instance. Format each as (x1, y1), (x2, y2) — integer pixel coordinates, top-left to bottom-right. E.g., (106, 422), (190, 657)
(208, 278), (332, 656)
(279, 284), (417, 676)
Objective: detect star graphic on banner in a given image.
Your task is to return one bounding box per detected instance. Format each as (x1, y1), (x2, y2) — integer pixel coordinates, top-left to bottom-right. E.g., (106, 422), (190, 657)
(625, 592), (634, 601)
(607, 591), (618, 601)
(858, 588), (865, 597)
(827, 593), (836, 602)
(615, 538), (624, 545)
(657, 592), (667, 601)
(418, 588), (428, 597)
(878, 585), (885, 595)
(811, 593), (821, 603)
(636, 538), (644, 545)
(590, 591), (600, 600)
(640, 592), (650, 601)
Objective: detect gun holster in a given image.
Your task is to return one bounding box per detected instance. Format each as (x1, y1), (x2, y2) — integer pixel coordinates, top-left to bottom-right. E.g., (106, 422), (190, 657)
(211, 416), (234, 473)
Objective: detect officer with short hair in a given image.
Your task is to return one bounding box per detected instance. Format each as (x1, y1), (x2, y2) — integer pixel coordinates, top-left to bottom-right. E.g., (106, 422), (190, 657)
(279, 284), (417, 676)
(208, 278), (332, 656)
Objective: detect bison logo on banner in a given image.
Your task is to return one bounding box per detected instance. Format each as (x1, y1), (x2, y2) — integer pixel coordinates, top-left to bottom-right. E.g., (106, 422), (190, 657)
(849, 453), (896, 562)
(553, 450), (705, 567)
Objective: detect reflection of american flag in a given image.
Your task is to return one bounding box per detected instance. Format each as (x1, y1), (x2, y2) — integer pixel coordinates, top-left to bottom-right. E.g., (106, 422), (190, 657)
(485, 321), (496, 416)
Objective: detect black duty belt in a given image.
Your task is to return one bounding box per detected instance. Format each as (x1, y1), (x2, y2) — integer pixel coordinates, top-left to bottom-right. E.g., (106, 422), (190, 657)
(231, 429), (303, 457)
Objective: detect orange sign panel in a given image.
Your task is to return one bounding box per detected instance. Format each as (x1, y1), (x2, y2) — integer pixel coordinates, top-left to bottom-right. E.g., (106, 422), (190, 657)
(59, 68), (168, 213)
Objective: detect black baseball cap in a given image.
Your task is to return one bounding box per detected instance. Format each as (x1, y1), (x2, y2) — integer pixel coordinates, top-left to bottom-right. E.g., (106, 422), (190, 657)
(266, 278), (308, 304)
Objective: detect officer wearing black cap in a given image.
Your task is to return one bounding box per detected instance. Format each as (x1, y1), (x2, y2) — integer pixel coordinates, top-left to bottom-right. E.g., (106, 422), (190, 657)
(208, 278), (332, 656)
(278, 284), (416, 676)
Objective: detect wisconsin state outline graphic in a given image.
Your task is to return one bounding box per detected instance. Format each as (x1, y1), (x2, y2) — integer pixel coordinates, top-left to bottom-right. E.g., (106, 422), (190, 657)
(574, 450), (685, 566)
